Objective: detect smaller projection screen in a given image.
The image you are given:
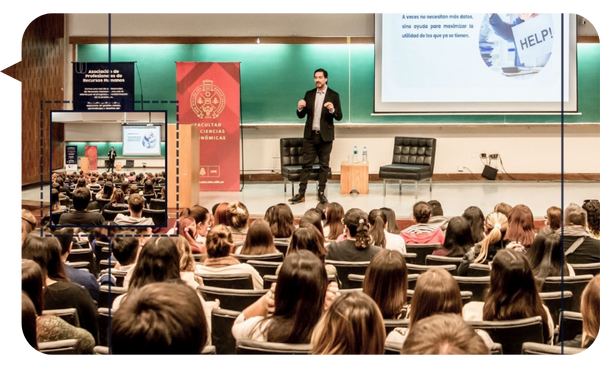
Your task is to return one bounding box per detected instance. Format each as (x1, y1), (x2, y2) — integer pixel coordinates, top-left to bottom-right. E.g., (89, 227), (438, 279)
(374, 13), (578, 113)
(122, 125), (162, 156)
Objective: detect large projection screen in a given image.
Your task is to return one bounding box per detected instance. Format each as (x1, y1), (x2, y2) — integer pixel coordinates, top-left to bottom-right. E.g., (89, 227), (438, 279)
(374, 13), (578, 113)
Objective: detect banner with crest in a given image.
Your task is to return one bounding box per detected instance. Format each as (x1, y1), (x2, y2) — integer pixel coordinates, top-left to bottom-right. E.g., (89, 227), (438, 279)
(176, 62), (241, 191)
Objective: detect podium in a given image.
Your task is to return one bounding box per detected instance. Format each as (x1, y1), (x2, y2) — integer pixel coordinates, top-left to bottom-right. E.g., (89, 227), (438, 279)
(340, 161), (369, 194)
(168, 124), (199, 209)
(80, 157), (89, 174)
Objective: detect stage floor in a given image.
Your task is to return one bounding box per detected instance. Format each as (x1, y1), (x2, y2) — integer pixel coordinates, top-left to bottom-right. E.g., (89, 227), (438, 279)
(24, 180), (600, 219)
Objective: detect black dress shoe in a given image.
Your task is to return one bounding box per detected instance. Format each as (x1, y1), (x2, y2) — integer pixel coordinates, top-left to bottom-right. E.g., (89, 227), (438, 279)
(318, 192), (328, 203)
(288, 193), (305, 204)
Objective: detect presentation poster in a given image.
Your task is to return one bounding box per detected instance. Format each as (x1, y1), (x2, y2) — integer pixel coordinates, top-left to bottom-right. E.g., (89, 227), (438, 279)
(84, 145), (98, 171)
(65, 145), (78, 173)
(122, 125), (162, 156)
(177, 62), (241, 192)
(72, 62), (135, 111)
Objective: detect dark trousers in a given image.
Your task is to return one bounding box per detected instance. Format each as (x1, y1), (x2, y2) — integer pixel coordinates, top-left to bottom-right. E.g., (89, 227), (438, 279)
(298, 131), (332, 194)
(108, 159), (115, 172)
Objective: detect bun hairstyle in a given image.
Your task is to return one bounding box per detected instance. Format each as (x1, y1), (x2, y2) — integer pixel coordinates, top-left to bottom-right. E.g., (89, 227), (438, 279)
(227, 201), (249, 230)
(474, 212), (508, 264)
(343, 208), (371, 249)
(206, 224), (234, 258)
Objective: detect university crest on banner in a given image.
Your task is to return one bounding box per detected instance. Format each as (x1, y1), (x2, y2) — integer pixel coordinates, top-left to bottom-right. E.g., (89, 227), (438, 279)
(176, 62), (241, 191)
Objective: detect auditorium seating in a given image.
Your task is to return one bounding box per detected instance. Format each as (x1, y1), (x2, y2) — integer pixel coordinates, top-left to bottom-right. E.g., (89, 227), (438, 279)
(236, 339), (312, 355)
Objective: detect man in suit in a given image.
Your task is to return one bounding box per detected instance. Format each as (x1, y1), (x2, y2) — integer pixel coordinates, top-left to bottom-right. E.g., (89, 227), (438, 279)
(289, 68), (343, 204)
(107, 147), (117, 173)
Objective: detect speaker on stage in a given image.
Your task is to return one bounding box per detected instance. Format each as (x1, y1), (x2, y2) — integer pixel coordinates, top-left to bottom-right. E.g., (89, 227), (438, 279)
(482, 165), (498, 180)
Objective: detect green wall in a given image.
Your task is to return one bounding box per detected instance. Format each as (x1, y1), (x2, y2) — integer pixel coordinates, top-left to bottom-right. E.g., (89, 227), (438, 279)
(66, 142), (166, 158)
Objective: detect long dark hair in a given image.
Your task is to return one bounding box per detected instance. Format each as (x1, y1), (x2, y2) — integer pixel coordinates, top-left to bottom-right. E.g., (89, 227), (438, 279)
(442, 216), (474, 257)
(324, 202), (345, 241)
(527, 233), (569, 287)
(362, 249), (408, 319)
(344, 208), (371, 249)
(241, 219), (277, 255)
(462, 206), (485, 243)
(368, 209), (387, 248)
(128, 237), (181, 290)
(288, 224), (327, 262)
(22, 232), (68, 282)
(269, 203), (296, 238)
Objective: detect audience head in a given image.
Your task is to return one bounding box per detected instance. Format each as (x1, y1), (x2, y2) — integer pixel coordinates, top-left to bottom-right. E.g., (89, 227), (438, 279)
(288, 224), (327, 262)
(380, 207), (400, 234)
(51, 188), (61, 211)
(52, 227), (74, 257)
(22, 292), (38, 350)
(263, 205), (276, 224)
(213, 202), (229, 226)
(442, 216), (475, 257)
(428, 200), (444, 217)
(102, 181), (114, 197)
(21, 209), (38, 244)
(580, 274), (600, 348)
(143, 180), (154, 194)
(545, 206), (562, 231)
(300, 208), (325, 237)
(582, 199), (600, 237)
(363, 249), (408, 319)
(241, 219), (277, 255)
(111, 231), (140, 267)
(462, 206), (485, 243)
(128, 193), (146, 214)
(172, 236), (196, 272)
(493, 202), (513, 217)
(21, 259), (44, 315)
(527, 232), (567, 286)
(409, 268), (463, 328)
(367, 209), (387, 248)
(564, 203), (588, 227)
(269, 203), (296, 238)
(343, 208), (371, 248)
(22, 232), (67, 282)
(111, 282), (208, 354)
(76, 177), (87, 188)
(128, 237), (180, 290)
(412, 201), (431, 224)
(505, 204), (536, 247)
(180, 206), (211, 237)
(402, 313), (490, 355)
(474, 212), (508, 263)
(311, 291), (386, 355)
(324, 202), (345, 240)
(177, 216), (197, 239)
(111, 189), (126, 204)
(227, 201), (249, 230)
(72, 187), (92, 211)
(205, 224), (234, 258)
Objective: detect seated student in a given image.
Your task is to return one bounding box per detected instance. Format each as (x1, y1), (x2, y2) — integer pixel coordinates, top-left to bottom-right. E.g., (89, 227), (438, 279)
(21, 208), (38, 245)
(457, 212), (508, 276)
(504, 204), (537, 251)
(543, 206), (562, 233)
(58, 187), (105, 227)
(237, 218), (279, 255)
(311, 291), (386, 355)
(226, 201), (250, 243)
(111, 282), (209, 354)
(563, 274), (600, 349)
(173, 236), (203, 289)
(562, 203), (600, 264)
(323, 202), (345, 243)
(196, 224), (263, 290)
(582, 199), (600, 240)
(22, 292), (38, 350)
(326, 208), (382, 262)
(400, 201), (445, 245)
(462, 206), (486, 244)
(432, 216), (474, 258)
(268, 203), (296, 240)
(53, 227), (99, 301)
(427, 200), (449, 233)
(111, 231), (140, 288)
(527, 232), (575, 288)
(402, 313), (490, 355)
(177, 216), (206, 254)
(103, 188), (129, 211)
(114, 193), (154, 226)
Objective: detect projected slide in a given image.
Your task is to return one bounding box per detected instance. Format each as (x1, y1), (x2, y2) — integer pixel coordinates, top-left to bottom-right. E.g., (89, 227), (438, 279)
(375, 13), (577, 113)
(122, 125), (162, 156)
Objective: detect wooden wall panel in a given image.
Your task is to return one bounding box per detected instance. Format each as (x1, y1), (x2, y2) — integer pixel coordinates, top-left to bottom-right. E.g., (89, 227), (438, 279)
(6, 14), (65, 186)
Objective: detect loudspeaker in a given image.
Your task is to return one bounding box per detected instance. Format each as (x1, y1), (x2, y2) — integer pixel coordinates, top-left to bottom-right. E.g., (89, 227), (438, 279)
(482, 165), (498, 180)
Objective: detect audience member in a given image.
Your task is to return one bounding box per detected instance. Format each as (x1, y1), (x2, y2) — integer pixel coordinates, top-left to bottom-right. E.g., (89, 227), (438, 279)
(505, 204), (536, 250)
(21, 232), (98, 342)
(181, 205), (212, 244)
(401, 313), (490, 355)
(311, 291), (386, 355)
(111, 282), (209, 354)
(427, 200), (449, 233)
(177, 216), (206, 254)
(53, 227), (99, 300)
(300, 208), (326, 238)
(212, 202), (229, 226)
(362, 249), (410, 319)
(326, 208), (381, 262)
(458, 212), (508, 276)
(173, 236), (202, 289)
(432, 216), (474, 257)
(544, 206), (562, 232)
(381, 207), (401, 234)
(582, 199), (600, 239)
(563, 203), (600, 264)
(564, 274), (600, 349)
(114, 193), (154, 226)
(232, 250), (338, 343)
(227, 201), (250, 242)
(57, 187), (105, 226)
(527, 232), (575, 288)
(104, 188), (128, 211)
(493, 202), (512, 218)
(96, 180), (113, 200)
(21, 209), (38, 245)
(21, 259), (95, 353)
(400, 201), (445, 244)
(21, 291), (38, 350)
(463, 249), (553, 344)
(323, 202), (345, 242)
(238, 219), (278, 255)
(268, 203), (296, 239)
(196, 224), (263, 290)
(462, 206), (486, 244)
(368, 209), (387, 248)
(111, 231), (140, 287)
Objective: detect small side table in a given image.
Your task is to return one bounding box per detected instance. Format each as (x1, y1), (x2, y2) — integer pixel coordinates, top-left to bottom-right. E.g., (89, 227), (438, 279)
(340, 161), (369, 194)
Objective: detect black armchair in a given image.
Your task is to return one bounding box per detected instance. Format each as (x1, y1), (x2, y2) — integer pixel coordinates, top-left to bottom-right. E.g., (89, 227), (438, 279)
(280, 138), (331, 196)
(379, 137), (436, 198)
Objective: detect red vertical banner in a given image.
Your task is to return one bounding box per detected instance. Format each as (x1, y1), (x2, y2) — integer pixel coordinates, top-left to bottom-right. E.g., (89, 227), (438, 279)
(85, 146), (98, 171)
(176, 62), (241, 191)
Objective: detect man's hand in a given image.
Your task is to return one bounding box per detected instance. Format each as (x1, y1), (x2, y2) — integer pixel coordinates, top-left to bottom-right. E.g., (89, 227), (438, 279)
(298, 99), (306, 110)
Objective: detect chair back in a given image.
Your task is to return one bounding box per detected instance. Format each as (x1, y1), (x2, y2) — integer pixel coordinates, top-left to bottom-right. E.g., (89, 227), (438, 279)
(402, 252), (418, 264)
(102, 209), (129, 222)
(406, 263), (457, 275)
(539, 291), (573, 325)
(246, 260), (282, 278)
(391, 136), (437, 170)
(571, 262), (600, 276)
(198, 285), (265, 311)
(384, 318), (410, 336)
(467, 263), (491, 276)
(98, 285), (127, 308)
(324, 260), (370, 289)
(346, 274), (365, 289)
(38, 339), (80, 354)
(149, 199), (166, 210)
(236, 339), (312, 355)
(405, 244), (441, 265)
(522, 342), (585, 355)
(96, 197), (111, 211)
(425, 255), (463, 267)
(541, 275), (593, 312)
(67, 247), (97, 277)
(454, 276), (490, 302)
(273, 239), (290, 255)
(211, 308), (241, 355)
(406, 290), (472, 305)
(233, 253), (284, 264)
(97, 307), (113, 347)
(467, 316), (544, 355)
(197, 273), (254, 290)
(42, 308), (80, 327)
(557, 311), (582, 343)
(100, 268), (128, 287)
(142, 208), (167, 227)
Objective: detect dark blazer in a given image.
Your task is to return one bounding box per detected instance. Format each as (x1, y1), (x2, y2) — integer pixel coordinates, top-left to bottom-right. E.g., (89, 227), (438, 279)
(297, 87), (342, 142)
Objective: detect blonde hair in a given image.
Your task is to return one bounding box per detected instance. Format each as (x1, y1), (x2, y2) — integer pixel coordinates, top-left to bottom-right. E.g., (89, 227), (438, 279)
(173, 236), (195, 272)
(581, 274), (600, 347)
(226, 202), (249, 230)
(474, 212), (508, 264)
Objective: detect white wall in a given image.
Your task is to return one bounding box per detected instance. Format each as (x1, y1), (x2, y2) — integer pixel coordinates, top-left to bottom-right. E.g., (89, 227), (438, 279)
(64, 14), (600, 176)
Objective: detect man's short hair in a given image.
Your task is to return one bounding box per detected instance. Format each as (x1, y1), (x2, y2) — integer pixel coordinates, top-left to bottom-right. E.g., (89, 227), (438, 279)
(111, 232), (140, 266)
(314, 68), (328, 79)
(111, 281), (208, 354)
(413, 201), (432, 223)
(52, 227), (74, 256)
(128, 193), (146, 213)
(72, 187), (91, 211)
(565, 203), (588, 227)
